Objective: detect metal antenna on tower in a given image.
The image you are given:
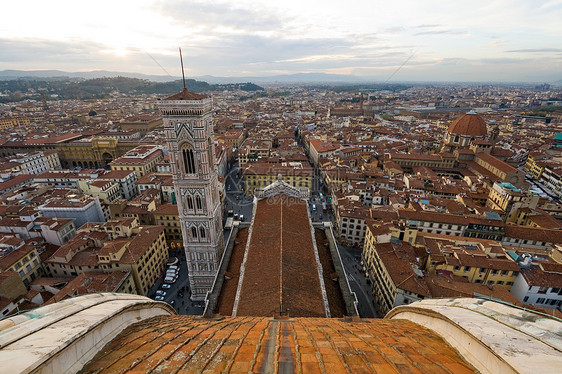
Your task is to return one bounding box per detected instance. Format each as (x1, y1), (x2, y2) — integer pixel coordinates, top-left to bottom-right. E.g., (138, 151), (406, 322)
(179, 47), (186, 90)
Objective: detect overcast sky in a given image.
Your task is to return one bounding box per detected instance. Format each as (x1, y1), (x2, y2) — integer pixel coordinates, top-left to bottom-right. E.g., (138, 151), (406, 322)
(1, 0), (561, 82)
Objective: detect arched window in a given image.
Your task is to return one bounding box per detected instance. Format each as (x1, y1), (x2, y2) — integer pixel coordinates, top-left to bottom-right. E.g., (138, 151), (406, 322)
(187, 195), (194, 210)
(453, 135), (460, 143)
(181, 144), (196, 174)
(196, 195), (202, 210)
(191, 227), (198, 239)
(208, 138), (214, 167)
(199, 227), (206, 239)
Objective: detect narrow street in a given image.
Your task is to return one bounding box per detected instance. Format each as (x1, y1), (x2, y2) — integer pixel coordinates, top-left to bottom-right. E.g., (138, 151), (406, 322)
(147, 249), (205, 315)
(302, 133), (380, 317)
(337, 244), (380, 317)
(224, 161), (254, 222)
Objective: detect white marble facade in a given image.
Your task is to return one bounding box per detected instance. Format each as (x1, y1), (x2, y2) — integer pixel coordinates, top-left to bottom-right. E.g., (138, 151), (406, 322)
(159, 90), (224, 300)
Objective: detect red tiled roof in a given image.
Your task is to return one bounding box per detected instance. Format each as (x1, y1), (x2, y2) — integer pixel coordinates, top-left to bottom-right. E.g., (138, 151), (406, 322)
(448, 113), (487, 137)
(164, 88), (206, 101)
(234, 196), (327, 317)
(81, 315), (477, 373)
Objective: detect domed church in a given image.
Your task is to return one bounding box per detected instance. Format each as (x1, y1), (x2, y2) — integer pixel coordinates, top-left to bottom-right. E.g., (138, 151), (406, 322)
(442, 111), (488, 152)
(0, 294), (560, 373)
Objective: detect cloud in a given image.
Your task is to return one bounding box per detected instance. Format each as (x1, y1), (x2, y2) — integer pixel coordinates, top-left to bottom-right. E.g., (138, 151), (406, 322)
(414, 29), (465, 36)
(0, 38), (105, 63)
(154, 0), (286, 34)
(414, 24), (442, 28)
(506, 48), (562, 53)
(380, 27), (405, 34)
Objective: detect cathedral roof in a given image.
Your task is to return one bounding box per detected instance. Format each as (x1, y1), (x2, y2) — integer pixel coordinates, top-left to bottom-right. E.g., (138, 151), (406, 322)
(1, 294), (561, 373)
(164, 88), (207, 101)
(82, 315), (475, 373)
(447, 112), (487, 137)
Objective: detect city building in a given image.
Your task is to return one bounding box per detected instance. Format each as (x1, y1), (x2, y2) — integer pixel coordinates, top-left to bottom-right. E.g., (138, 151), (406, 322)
(44, 218), (167, 296)
(0, 238), (44, 287)
(153, 203), (182, 249)
(55, 137), (133, 169)
(486, 182), (539, 222)
(119, 114), (162, 135)
(38, 194), (105, 228)
(97, 169), (138, 200)
(471, 152), (527, 189)
(509, 251), (562, 309)
(0, 116), (30, 129)
(109, 144), (164, 178)
(77, 179), (121, 204)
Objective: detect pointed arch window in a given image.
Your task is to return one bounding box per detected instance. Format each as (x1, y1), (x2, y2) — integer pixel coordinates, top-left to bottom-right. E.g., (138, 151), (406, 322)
(181, 144), (196, 174)
(187, 195), (194, 210)
(191, 226), (198, 239)
(199, 226), (206, 239)
(208, 138), (214, 167)
(195, 195), (202, 210)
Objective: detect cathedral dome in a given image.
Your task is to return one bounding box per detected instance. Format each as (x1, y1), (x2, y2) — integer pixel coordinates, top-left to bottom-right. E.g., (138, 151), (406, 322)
(447, 112), (487, 137)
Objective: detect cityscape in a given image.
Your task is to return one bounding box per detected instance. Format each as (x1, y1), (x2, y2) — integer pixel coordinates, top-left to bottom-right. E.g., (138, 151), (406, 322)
(0, 0), (561, 373)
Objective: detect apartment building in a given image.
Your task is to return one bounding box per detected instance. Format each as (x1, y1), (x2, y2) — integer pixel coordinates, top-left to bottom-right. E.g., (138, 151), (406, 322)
(0, 238), (44, 287)
(77, 180), (121, 204)
(486, 182), (539, 222)
(39, 195), (105, 228)
(44, 219), (167, 296)
(110, 145), (164, 178)
(153, 203), (182, 249)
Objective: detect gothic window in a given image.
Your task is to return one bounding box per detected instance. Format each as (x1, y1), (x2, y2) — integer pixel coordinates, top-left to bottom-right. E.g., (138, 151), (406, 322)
(187, 195), (194, 210)
(181, 144), (196, 174)
(208, 138), (214, 167)
(199, 226), (206, 239)
(196, 195), (202, 210)
(453, 135), (460, 143)
(191, 226), (198, 239)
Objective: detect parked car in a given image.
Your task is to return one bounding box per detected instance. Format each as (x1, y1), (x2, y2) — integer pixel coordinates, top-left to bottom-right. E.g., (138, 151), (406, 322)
(240, 214), (245, 221)
(155, 296), (164, 301)
(162, 284), (171, 289)
(168, 265), (179, 271)
(156, 290), (166, 296)
(164, 276), (177, 284)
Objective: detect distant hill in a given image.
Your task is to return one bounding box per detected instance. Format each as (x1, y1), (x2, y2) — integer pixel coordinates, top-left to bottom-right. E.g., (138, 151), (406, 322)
(0, 76), (264, 102)
(3, 69), (557, 86)
(193, 73), (378, 84)
(1, 69), (378, 84)
(0, 70), (178, 82)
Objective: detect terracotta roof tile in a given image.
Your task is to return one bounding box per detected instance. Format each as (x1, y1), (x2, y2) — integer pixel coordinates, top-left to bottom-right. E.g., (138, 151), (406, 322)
(82, 316), (476, 373)
(447, 113), (487, 137)
(224, 196), (332, 318)
(164, 88), (206, 101)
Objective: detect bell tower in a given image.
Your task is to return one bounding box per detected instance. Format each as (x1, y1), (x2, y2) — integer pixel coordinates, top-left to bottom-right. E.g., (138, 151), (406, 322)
(159, 87), (223, 300)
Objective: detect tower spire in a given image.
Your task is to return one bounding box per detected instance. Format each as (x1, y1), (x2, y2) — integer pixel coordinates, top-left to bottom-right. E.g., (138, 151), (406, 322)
(179, 47), (186, 90)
